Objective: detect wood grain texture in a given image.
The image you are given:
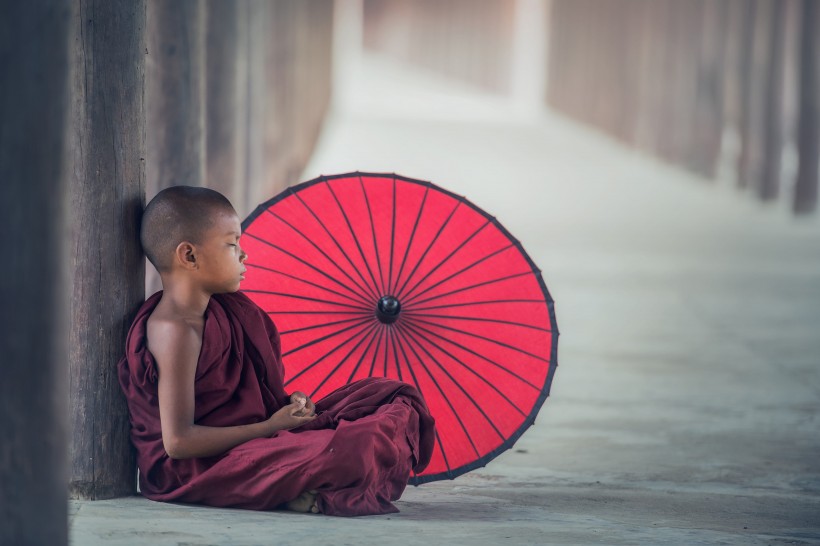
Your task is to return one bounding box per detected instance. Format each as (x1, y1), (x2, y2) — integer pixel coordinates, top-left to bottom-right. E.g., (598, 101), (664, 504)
(69, 0), (146, 500)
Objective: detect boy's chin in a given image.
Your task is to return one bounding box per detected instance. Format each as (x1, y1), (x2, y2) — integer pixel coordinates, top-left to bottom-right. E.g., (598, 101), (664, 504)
(214, 283), (242, 294)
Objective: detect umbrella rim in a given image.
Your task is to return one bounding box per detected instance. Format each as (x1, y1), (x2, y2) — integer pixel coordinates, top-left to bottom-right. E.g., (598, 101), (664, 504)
(241, 171), (560, 485)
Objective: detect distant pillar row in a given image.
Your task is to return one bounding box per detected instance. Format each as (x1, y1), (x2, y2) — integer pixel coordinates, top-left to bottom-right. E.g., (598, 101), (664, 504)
(547, 0), (819, 216)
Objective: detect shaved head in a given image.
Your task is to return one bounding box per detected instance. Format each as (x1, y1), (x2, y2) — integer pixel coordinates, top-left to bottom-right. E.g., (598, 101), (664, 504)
(141, 186), (236, 272)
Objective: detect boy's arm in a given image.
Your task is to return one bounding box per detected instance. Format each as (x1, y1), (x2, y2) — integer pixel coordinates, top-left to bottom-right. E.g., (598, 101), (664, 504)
(150, 319), (315, 459)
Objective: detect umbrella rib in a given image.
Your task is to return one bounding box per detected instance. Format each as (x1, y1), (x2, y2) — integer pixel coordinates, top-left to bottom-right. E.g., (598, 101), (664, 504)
(267, 310), (370, 316)
(326, 182), (383, 299)
(405, 271), (531, 308)
(393, 327), (482, 458)
(261, 210), (374, 305)
(284, 319), (375, 387)
(242, 289), (371, 312)
(359, 175), (387, 295)
(289, 187), (381, 301)
(282, 316), (373, 358)
(394, 201), (461, 300)
(402, 311), (552, 333)
(245, 262), (370, 308)
(367, 323), (387, 377)
(392, 325), (460, 472)
(399, 220), (491, 303)
(308, 322), (380, 399)
(402, 321), (527, 417)
(407, 297), (543, 312)
(279, 315), (374, 336)
(402, 321), (542, 392)
(346, 323), (383, 384)
(432, 428), (453, 480)
(392, 187), (429, 298)
(244, 232), (373, 304)
(408, 316), (550, 363)
(384, 323), (394, 378)
(399, 327), (506, 441)
(400, 243), (515, 307)
(388, 326), (403, 382)
(387, 177), (397, 295)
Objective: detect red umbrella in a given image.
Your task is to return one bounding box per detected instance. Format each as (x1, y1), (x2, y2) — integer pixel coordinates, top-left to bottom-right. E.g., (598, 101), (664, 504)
(240, 172), (559, 484)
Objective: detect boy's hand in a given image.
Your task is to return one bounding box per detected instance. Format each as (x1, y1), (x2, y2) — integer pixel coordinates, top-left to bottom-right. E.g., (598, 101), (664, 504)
(267, 401), (316, 434)
(289, 391), (316, 417)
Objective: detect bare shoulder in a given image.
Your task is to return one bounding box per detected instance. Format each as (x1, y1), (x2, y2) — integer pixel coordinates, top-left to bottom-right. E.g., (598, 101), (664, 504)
(145, 310), (203, 373)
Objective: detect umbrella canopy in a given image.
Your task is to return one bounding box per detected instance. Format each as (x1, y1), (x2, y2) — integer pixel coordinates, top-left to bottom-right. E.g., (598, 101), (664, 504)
(240, 172), (559, 484)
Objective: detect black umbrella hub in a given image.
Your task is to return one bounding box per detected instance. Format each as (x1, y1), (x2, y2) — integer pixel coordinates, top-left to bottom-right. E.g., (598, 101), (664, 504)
(376, 295), (401, 324)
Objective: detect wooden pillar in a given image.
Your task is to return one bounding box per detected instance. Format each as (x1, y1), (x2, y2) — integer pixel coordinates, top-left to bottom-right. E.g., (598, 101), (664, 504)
(759, 0), (787, 200)
(736, 0), (758, 189)
(795, 0), (819, 214)
(689, 0), (728, 178)
(265, 0), (334, 194)
(244, 0), (272, 215)
(69, 0), (146, 500)
(738, 0), (782, 195)
(719, 0), (747, 177)
(145, 0), (207, 295)
(146, 0), (206, 199)
(634, 0), (665, 154)
(0, 3), (71, 544)
(205, 0), (247, 211)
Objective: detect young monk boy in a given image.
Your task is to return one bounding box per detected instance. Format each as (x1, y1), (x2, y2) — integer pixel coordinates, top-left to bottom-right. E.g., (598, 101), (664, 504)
(118, 186), (435, 516)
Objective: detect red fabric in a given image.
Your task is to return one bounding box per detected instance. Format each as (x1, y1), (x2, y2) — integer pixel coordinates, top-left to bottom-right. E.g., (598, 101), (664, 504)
(117, 291), (435, 516)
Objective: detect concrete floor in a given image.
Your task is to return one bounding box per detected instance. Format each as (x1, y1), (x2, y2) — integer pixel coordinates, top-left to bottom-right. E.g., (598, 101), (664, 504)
(70, 54), (820, 545)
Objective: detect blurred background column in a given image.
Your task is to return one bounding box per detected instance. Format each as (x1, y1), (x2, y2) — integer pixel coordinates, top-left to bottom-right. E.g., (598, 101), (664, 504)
(795, 0), (820, 213)
(0, 2), (71, 544)
(146, 0), (207, 199)
(204, 0), (248, 210)
(511, 0), (548, 119)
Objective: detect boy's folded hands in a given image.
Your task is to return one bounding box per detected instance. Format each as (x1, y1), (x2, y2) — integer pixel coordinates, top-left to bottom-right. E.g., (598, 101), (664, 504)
(289, 391), (316, 418)
(265, 391), (317, 434)
(267, 402), (316, 433)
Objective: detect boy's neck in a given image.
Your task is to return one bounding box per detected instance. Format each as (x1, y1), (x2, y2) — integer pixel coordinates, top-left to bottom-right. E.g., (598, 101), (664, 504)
(158, 281), (212, 320)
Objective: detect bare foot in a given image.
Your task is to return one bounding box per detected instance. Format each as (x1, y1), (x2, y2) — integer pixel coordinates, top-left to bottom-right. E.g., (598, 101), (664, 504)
(285, 490), (320, 514)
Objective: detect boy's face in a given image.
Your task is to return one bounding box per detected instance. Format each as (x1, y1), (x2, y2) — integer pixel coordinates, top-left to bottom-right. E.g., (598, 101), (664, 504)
(195, 209), (247, 294)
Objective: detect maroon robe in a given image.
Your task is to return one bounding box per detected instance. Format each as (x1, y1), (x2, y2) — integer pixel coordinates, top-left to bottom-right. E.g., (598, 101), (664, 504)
(117, 291), (435, 516)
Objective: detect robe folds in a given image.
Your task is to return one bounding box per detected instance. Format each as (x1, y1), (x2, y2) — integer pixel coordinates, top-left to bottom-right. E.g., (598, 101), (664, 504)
(117, 291), (435, 516)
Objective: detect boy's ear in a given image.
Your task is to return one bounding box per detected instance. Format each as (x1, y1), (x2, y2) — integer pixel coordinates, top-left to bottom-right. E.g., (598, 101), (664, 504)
(175, 242), (198, 270)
